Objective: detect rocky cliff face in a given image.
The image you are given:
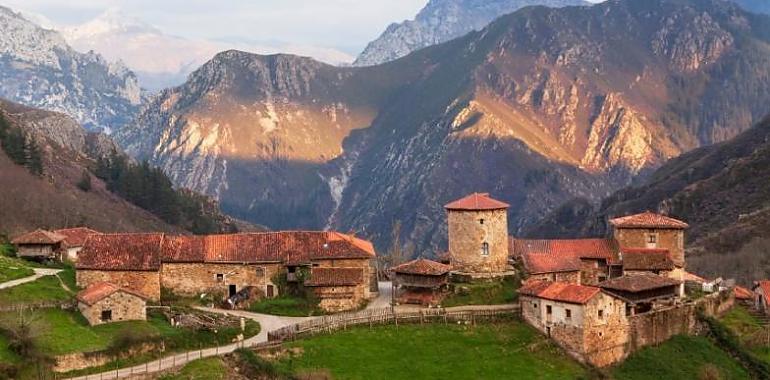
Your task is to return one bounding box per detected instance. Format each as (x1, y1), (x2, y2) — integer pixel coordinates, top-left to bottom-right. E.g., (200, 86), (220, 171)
(354, 0), (589, 67)
(117, 0), (770, 256)
(0, 6), (141, 132)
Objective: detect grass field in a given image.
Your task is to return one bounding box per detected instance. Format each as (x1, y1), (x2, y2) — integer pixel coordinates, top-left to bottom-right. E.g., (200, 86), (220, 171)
(159, 357), (229, 380)
(612, 335), (750, 380)
(248, 296), (324, 317)
(0, 309), (260, 356)
(721, 306), (763, 340)
(275, 322), (590, 379)
(442, 276), (518, 307)
(0, 256), (34, 283)
(0, 275), (72, 306)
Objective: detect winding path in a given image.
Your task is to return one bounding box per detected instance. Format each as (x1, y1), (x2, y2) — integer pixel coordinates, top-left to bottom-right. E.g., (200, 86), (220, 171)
(0, 268), (62, 290)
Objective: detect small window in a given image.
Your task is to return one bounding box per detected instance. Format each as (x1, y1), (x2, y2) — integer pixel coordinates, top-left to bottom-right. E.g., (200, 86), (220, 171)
(479, 218), (485, 225)
(288, 266), (296, 273)
(101, 310), (112, 322)
(598, 309), (604, 319)
(647, 233), (658, 244)
(481, 242), (490, 256)
(255, 267), (265, 277)
(546, 305), (552, 315)
(533, 302), (538, 308)
(598, 332), (603, 337)
(566, 309), (572, 319)
(216, 273), (224, 282)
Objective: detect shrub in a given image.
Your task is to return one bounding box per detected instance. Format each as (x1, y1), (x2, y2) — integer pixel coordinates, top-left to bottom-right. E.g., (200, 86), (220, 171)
(236, 348), (295, 380)
(77, 169), (92, 192)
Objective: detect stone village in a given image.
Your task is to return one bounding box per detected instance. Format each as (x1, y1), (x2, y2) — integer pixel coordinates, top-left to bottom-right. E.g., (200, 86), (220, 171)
(9, 192), (749, 368)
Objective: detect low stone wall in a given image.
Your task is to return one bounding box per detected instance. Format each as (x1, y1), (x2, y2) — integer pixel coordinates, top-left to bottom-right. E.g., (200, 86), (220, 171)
(627, 291), (734, 353)
(54, 343), (160, 373)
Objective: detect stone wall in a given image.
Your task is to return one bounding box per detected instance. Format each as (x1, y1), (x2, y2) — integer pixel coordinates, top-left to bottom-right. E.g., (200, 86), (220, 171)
(628, 291), (734, 352)
(580, 259), (609, 286)
(582, 293), (630, 367)
(77, 270), (161, 301)
(614, 228), (685, 267)
(53, 343), (158, 372)
(161, 262), (282, 299)
(78, 291), (146, 326)
(529, 271), (581, 284)
(312, 284), (365, 312)
(447, 209), (508, 276)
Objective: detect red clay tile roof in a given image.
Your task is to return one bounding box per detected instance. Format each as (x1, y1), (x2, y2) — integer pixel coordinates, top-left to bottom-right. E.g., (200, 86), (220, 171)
(599, 273), (681, 293)
(392, 259), (452, 276)
(77, 233), (163, 271)
(683, 272), (707, 283)
(515, 238), (618, 274)
(734, 286), (753, 300)
(445, 193), (509, 211)
(11, 229), (65, 245)
(161, 232), (375, 264)
(609, 211), (689, 229)
(519, 281), (601, 304)
(304, 267), (364, 287)
(54, 227), (100, 248)
(621, 248), (674, 271)
(76, 281), (148, 306)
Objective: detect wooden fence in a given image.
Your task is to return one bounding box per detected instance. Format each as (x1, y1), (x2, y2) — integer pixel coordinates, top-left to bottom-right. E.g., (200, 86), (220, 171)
(0, 300), (75, 313)
(268, 305), (521, 342)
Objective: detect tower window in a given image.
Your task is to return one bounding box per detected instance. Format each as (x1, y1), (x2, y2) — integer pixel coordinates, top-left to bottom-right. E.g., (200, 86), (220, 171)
(646, 233), (658, 247)
(479, 218), (485, 225)
(481, 242), (490, 256)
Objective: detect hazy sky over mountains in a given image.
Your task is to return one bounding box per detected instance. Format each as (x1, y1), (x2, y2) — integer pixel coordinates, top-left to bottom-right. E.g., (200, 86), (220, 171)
(3, 0), (428, 56)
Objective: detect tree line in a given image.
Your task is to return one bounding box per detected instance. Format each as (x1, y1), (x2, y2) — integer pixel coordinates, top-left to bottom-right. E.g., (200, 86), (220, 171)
(95, 150), (231, 234)
(0, 113), (43, 176)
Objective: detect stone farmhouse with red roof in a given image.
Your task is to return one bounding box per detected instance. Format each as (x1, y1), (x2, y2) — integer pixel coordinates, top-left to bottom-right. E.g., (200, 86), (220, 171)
(54, 227), (100, 262)
(519, 280), (629, 367)
(76, 231), (378, 312)
(11, 229), (67, 260)
(514, 210), (690, 299)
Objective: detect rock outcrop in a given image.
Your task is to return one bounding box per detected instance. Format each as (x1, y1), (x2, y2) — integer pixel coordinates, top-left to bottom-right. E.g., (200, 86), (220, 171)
(0, 6), (141, 132)
(354, 0), (589, 67)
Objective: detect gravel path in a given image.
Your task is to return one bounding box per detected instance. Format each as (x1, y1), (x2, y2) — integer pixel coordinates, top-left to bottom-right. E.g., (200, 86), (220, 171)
(0, 268), (62, 290)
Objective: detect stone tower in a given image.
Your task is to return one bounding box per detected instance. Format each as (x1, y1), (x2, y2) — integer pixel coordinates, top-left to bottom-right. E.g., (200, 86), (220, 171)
(445, 193), (510, 277)
(609, 211), (689, 268)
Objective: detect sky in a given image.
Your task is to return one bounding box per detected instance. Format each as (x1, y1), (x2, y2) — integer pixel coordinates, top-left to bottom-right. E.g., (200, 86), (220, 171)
(2, 0), (429, 56)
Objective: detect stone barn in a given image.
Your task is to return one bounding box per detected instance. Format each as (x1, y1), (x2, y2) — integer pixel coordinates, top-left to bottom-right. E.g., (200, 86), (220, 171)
(519, 280), (629, 367)
(305, 267), (366, 312)
(599, 274), (681, 316)
(77, 282), (147, 325)
(76, 233), (163, 301)
(11, 229), (65, 260)
(445, 193), (511, 278)
(54, 227), (100, 262)
(392, 259), (451, 306)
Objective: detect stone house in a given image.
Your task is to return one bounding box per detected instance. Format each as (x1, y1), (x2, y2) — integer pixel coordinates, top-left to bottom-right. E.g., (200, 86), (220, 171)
(305, 267), (367, 312)
(54, 227), (100, 262)
(753, 280), (770, 313)
(519, 280), (629, 367)
(76, 233), (163, 301)
(513, 212), (690, 293)
(11, 229), (66, 260)
(77, 281), (147, 326)
(392, 258), (452, 306)
(445, 193), (511, 278)
(77, 231), (377, 312)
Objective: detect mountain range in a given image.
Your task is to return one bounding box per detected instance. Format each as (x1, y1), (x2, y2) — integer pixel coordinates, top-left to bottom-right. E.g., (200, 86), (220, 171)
(0, 6), (141, 132)
(354, 0), (590, 66)
(115, 0), (770, 256)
